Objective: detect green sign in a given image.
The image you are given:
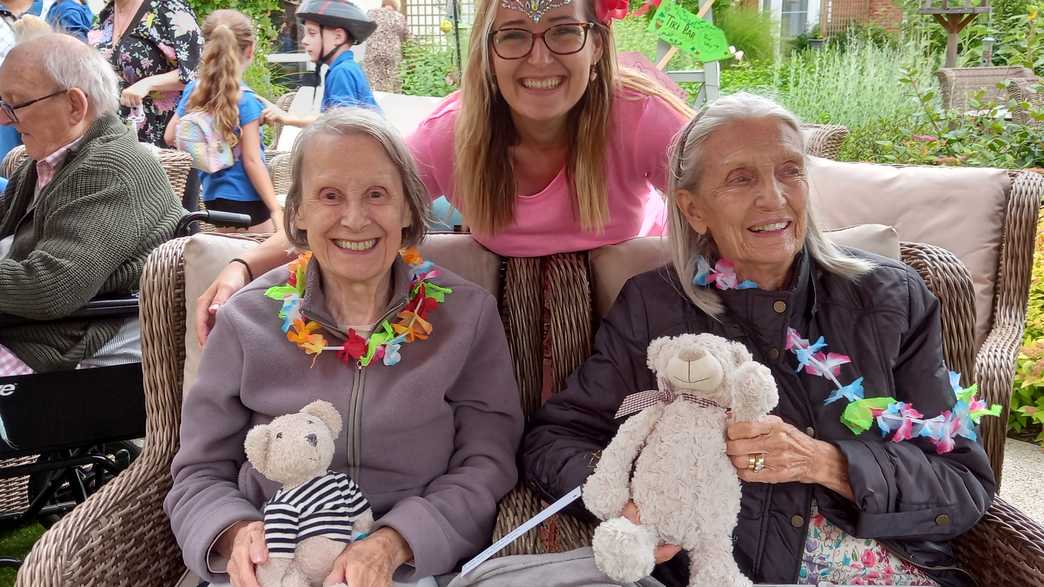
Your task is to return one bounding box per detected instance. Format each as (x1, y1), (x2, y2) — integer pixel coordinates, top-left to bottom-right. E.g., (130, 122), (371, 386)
(647, 0), (731, 62)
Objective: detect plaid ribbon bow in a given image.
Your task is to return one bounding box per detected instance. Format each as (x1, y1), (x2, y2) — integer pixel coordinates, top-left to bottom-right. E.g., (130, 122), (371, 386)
(615, 388), (730, 419)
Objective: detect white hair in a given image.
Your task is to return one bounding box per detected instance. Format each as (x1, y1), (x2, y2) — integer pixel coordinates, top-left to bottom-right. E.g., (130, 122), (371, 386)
(37, 37), (120, 117)
(665, 92), (875, 317)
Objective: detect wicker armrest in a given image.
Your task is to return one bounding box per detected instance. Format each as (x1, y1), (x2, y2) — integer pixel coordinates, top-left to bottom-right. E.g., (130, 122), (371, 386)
(18, 239), (191, 586)
(955, 496), (1044, 586)
(899, 241), (978, 385)
(973, 171), (1043, 484)
(801, 123), (849, 161)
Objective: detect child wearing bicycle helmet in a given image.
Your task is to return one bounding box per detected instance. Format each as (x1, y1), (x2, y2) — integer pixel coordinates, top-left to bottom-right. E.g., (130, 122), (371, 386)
(263, 0), (379, 128)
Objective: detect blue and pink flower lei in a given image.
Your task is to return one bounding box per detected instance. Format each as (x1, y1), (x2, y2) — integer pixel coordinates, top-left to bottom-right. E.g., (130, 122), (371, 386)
(786, 328), (1001, 454)
(693, 256), (758, 290)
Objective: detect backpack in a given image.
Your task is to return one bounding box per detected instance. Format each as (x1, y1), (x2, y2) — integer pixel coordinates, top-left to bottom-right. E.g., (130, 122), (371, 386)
(175, 109), (237, 174)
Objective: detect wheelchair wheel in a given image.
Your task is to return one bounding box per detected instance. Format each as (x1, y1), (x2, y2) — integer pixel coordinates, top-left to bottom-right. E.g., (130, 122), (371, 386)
(25, 441), (142, 526)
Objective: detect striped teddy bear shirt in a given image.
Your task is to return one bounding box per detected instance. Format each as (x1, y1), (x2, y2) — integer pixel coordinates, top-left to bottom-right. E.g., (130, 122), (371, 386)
(263, 471), (371, 558)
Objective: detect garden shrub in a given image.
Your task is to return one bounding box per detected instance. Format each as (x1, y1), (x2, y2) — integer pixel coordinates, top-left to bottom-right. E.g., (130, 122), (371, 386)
(772, 33), (933, 137)
(717, 6), (777, 63)
(189, 0), (287, 101)
(720, 60), (778, 93)
(1011, 214), (1044, 445)
(874, 77), (1044, 168)
(400, 41), (458, 97)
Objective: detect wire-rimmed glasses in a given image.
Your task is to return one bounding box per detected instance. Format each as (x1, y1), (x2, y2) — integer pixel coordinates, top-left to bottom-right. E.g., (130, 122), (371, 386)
(0, 89), (67, 125)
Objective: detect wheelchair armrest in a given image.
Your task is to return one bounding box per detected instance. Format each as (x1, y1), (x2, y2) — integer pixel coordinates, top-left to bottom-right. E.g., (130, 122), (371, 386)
(68, 295), (140, 319)
(0, 295), (139, 327)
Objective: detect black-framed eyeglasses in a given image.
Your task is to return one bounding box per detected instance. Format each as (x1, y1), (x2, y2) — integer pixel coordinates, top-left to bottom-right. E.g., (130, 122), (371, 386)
(0, 89), (67, 124)
(490, 22), (594, 60)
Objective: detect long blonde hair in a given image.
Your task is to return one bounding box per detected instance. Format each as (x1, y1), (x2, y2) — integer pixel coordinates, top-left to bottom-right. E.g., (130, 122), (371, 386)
(187, 10), (255, 147)
(454, 0), (693, 235)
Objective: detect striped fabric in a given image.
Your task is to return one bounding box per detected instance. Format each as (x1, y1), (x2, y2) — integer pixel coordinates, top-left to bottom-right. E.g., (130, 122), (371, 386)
(263, 471), (370, 559)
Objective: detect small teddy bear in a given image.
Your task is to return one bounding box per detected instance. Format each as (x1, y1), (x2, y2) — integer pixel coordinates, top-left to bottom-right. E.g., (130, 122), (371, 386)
(245, 400), (374, 587)
(582, 333), (779, 587)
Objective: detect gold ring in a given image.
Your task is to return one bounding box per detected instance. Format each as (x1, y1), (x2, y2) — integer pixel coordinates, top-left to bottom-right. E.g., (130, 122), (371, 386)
(753, 453), (765, 473)
(747, 454), (757, 471)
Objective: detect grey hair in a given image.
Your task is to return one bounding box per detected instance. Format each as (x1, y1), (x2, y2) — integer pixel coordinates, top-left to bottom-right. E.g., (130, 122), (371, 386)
(665, 92), (875, 317)
(37, 37), (120, 117)
(283, 107), (432, 250)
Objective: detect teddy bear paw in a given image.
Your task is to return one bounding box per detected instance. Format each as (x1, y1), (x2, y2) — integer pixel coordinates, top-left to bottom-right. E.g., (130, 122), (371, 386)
(592, 517), (659, 583)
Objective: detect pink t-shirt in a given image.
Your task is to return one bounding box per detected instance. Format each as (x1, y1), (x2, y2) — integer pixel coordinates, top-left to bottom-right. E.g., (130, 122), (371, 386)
(407, 87), (687, 257)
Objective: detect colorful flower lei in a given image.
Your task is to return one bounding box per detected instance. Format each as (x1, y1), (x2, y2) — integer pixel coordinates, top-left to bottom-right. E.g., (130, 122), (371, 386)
(693, 256), (759, 290)
(265, 248), (453, 368)
(787, 328), (1001, 454)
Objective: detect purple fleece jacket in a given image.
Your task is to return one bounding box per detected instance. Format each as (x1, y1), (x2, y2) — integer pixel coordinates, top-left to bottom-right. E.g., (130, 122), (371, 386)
(164, 256), (523, 582)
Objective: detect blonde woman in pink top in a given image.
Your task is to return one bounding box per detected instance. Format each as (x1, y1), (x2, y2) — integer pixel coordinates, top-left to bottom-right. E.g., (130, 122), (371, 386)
(195, 0), (691, 343)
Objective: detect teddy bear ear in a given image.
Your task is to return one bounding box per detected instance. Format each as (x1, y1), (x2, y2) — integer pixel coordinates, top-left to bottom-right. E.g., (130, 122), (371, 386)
(244, 425), (271, 471)
(646, 336), (674, 373)
(302, 400), (343, 437)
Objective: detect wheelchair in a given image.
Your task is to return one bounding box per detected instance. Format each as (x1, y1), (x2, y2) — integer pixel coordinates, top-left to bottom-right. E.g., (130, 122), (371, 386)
(0, 210), (252, 568)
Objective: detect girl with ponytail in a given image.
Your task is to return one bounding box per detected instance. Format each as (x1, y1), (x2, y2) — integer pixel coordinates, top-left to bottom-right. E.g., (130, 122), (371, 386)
(165, 9), (281, 233)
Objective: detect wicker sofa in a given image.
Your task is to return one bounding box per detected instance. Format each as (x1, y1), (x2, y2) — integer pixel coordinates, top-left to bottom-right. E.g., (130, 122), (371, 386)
(936, 66), (1038, 111)
(14, 161), (1044, 585)
(1008, 78), (1042, 126)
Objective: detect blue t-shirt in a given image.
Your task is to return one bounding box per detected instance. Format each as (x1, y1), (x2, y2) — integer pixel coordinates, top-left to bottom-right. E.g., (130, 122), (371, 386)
(322, 50), (380, 112)
(46, 0), (93, 42)
(176, 81), (266, 203)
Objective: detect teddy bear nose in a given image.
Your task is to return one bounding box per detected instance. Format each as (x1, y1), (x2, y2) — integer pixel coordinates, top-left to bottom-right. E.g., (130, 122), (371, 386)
(306, 433), (318, 447)
(677, 348), (705, 363)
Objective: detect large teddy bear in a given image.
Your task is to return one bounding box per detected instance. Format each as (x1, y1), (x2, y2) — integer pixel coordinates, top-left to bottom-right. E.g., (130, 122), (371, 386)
(245, 400), (374, 587)
(582, 333), (779, 587)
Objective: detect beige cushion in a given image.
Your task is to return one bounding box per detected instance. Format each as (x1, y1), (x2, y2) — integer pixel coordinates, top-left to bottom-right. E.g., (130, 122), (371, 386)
(589, 224), (900, 318)
(182, 233), (500, 389)
(807, 156), (1009, 348)
(182, 234), (261, 389)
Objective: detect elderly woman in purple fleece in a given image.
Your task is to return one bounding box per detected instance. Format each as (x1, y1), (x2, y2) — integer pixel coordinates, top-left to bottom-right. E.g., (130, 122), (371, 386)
(164, 108), (523, 587)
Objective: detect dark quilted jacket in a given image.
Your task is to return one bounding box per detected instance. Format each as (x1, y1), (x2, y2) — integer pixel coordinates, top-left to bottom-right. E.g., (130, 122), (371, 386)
(522, 249), (994, 587)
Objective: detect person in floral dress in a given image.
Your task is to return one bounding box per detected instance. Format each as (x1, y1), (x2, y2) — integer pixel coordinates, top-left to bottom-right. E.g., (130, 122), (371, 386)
(89, 0), (202, 146)
(364, 0), (408, 93)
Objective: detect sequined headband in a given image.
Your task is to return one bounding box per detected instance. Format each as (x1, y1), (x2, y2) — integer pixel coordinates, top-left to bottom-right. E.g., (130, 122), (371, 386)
(499, 0), (573, 23)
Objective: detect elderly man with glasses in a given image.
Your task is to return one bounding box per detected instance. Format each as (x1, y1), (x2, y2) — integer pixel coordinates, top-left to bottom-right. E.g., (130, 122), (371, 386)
(0, 33), (182, 375)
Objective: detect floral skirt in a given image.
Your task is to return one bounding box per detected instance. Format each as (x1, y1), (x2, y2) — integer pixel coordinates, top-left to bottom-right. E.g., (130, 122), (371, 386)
(798, 501), (938, 586)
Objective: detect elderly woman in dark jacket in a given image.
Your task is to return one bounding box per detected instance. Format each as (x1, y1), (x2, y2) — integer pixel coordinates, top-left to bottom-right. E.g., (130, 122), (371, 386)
(522, 93), (994, 587)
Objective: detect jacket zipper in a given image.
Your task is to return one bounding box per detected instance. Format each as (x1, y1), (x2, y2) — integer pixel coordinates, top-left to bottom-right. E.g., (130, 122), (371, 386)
(305, 298), (409, 480)
(349, 362), (364, 479)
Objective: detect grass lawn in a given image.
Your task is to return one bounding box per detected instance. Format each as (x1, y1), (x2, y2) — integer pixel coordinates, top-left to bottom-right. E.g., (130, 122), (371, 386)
(0, 521), (45, 586)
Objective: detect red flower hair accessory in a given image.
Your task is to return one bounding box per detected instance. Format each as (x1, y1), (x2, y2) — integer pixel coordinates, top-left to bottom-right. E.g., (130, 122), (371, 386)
(596, 0), (629, 22)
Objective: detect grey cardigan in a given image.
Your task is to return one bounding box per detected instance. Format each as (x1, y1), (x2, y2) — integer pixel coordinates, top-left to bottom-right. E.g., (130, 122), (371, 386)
(0, 114), (181, 371)
(165, 256), (523, 583)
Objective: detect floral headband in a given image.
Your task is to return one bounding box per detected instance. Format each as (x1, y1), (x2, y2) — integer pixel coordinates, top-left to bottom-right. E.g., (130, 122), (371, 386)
(596, 0), (628, 22)
(499, 0), (628, 23)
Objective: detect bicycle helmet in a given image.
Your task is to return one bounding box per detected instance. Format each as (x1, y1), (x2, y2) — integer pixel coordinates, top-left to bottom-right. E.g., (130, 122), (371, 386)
(296, 0), (377, 45)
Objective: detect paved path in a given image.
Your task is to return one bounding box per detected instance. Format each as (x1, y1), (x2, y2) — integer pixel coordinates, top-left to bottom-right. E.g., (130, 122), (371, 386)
(1000, 438), (1044, 523)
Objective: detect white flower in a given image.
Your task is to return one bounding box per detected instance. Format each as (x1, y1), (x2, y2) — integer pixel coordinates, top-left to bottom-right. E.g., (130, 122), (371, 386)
(172, 11), (199, 37)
